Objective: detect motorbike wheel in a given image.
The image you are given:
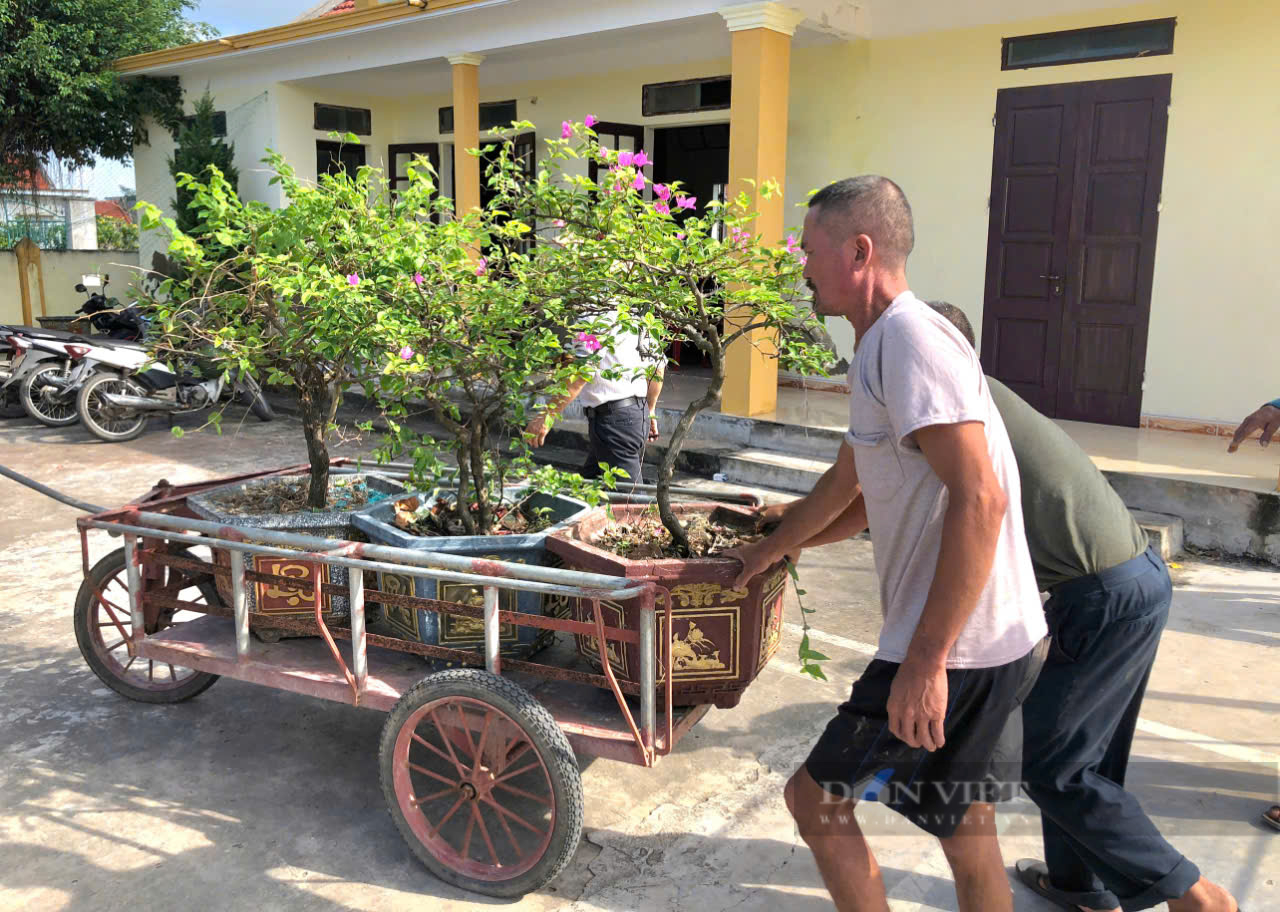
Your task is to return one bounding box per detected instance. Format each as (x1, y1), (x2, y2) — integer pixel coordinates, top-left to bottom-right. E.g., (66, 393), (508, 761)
(78, 373), (149, 442)
(20, 361), (84, 427)
(237, 379), (275, 422)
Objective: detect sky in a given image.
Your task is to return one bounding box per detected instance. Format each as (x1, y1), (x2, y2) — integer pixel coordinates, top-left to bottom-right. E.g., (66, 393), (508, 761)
(85, 3), (304, 197)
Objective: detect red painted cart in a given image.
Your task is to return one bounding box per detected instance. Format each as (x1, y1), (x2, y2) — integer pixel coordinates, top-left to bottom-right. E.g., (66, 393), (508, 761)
(71, 463), (712, 898)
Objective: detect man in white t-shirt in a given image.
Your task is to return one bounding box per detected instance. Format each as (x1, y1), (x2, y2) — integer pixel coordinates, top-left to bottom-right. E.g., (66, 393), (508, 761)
(526, 310), (664, 486)
(727, 176), (1047, 912)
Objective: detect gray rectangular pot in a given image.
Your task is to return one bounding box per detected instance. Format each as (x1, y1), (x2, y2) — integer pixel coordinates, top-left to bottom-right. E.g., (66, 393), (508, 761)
(351, 487), (591, 656)
(189, 472), (407, 621)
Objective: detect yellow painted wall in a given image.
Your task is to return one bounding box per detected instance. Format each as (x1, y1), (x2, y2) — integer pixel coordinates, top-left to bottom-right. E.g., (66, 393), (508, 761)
(786, 0), (1280, 422)
(0, 250), (140, 325)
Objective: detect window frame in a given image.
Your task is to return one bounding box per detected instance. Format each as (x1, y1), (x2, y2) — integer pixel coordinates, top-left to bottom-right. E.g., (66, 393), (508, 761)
(313, 103), (373, 136)
(1001, 18), (1176, 71)
(641, 76), (732, 117)
(437, 99), (519, 135)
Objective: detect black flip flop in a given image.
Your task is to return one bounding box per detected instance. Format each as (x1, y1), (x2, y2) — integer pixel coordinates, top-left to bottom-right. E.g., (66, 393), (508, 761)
(1014, 859), (1097, 911)
(1263, 805), (1280, 832)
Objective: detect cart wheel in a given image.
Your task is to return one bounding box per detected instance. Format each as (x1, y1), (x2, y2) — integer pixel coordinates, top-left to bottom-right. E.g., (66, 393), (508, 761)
(380, 669), (584, 898)
(74, 547), (221, 703)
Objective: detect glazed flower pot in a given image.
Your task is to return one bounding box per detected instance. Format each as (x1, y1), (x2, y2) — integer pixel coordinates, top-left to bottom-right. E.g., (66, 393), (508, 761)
(351, 488), (591, 657)
(189, 472), (407, 625)
(546, 503), (789, 709)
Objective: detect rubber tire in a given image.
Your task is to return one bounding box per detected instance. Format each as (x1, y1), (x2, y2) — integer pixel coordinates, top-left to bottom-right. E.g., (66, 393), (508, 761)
(20, 361), (82, 426)
(379, 669), (584, 898)
(242, 382), (275, 422)
(73, 547), (221, 703)
(77, 372), (149, 442)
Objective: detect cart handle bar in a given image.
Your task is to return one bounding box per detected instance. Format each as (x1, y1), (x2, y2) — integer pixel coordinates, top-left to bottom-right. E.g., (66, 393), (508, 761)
(84, 510), (647, 601)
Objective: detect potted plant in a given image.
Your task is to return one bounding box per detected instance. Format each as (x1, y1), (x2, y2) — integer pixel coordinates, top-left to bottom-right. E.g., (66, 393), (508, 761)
(135, 136), (449, 622)
(482, 119), (835, 706)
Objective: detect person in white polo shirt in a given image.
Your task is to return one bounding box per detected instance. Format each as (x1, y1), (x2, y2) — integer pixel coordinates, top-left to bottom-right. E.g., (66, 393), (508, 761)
(726, 176), (1047, 912)
(525, 310), (664, 488)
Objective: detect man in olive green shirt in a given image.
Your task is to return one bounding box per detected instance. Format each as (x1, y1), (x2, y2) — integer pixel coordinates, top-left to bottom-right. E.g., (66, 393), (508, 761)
(757, 303), (1242, 912)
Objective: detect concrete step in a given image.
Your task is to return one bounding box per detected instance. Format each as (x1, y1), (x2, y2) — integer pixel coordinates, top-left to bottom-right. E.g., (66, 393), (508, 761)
(1130, 509), (1185, 561)
(720, 448), (831, 494)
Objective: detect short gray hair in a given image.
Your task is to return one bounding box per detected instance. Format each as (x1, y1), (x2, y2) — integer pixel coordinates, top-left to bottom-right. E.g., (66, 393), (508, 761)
(809, 176), (914, 267)
(926, 300), (976, 348)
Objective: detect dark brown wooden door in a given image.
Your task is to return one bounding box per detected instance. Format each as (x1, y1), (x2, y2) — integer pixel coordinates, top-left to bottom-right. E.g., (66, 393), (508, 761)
(981, 75), (1170, 426)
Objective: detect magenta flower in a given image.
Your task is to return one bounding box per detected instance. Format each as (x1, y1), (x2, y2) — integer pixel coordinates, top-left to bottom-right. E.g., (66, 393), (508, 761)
(576, 331), (602, 353)
(631, 174), (646, 191)
(413, 272), (424, 287)
(654, 200), (670, 216)
(786, 233), (801, 255)
(476, 257), (488, 277)
(654, 184), (671, 201)
(584, 115), (598, 128)
(632, 151), (649, 168)
(553, 219), (566, 228)
(611, 182), (622, 194)
(347, 273), (360, 286)
(617, 150), (634, 167)
(561, 121), (573, 139)
(399, 345), (414, 360)
(676, 232), (686, 240)
(677, 196), (696, 210)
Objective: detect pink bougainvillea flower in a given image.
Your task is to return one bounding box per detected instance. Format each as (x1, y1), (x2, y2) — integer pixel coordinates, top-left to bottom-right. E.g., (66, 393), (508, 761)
(347, 273), (360, 286)
(631, 174), (646, 191)
(676, 196), (697, 210)
(576, 331), (602, 353)
(632, 151), (649, 168)
(676, 232), (686, 240)
(476, 257), (488, 276)
(654, 200), (671, 216)
(800, 254), (808, 265)
(611, 182), (622, 194)
(553, 219), (567, 227)
(399, 345), (414, 360)
(584, 114), (598, 128)
(786, 233), (801, 254)
(617, 150), (634, 168)
(654, 184), (671, 201)
(413, 272), (424, 286)
(561, 121), (573, 139)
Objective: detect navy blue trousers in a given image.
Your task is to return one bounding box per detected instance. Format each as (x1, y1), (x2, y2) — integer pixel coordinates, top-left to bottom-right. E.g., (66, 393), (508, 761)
(1022, 546), (1201, 911)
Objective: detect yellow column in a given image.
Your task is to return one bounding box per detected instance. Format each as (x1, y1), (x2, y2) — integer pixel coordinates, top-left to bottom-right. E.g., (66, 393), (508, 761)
(719, 2), (805, 417)
(448, 53), (485, 219)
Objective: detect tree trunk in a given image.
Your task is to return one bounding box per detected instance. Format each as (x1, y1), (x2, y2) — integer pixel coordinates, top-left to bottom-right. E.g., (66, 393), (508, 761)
(298, 382), (333, 509)
(657, 364), (725, 555)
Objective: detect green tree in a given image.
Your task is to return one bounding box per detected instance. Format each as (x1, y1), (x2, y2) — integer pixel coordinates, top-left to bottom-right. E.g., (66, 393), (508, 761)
(96, 215), (139, 250)
(169, 92), (238, 233)
(0, 1), (215, 185)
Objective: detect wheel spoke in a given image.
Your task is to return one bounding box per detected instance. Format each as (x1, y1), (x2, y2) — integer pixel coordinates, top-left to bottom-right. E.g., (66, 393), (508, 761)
(412, 730), (467, 778)
(167, 664), (178, 681)
(492, 760), (540, 786)
(407, 761), (461, 789)
(148, 661), (154, 683)
(492, 798), (524, 860)
(503, 740), (531, 769)
(453, 703), (478, 760)
(481, 794), (548, 837)
(472, 710), (493, 777)
(461, 805), (476, 861)
(410, 786), (457, 808)
(493, 780), (552, 807)
(123, 656), (137, 672)
(427, 709), (468, 775)
(426, 794), (467, 840)
(105, 639), (128, 653)
(472, 803), (500, 866)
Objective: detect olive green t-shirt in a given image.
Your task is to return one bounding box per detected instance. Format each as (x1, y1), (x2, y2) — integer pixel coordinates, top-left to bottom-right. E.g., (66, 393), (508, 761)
(987, 378), (1147, 591)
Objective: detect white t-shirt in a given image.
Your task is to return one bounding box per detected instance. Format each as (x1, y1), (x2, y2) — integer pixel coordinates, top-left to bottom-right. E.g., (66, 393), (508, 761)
(576, 312), (656, 409)
(846, 291), (1046, 669)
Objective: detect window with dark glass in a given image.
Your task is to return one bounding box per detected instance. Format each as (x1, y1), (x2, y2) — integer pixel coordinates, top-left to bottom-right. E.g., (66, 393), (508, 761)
(437, 100), (519, 134)
(314, 103), (373, 135)
(316, 140), (367, 178)
(1002, 19), (1175, 70)
(642, 77), (731, 116)
(180, 110), (227, 137)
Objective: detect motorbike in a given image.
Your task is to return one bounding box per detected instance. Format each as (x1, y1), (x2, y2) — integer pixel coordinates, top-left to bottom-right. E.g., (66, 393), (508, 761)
(76, 351), (275, 443)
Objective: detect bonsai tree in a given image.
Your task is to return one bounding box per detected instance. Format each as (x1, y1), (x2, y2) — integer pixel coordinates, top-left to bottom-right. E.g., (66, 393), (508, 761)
(136, 136), (451, 508)
(485, 119), (834, 553)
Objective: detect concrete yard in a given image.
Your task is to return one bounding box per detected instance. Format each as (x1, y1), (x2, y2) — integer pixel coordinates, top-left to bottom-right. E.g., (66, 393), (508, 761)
(0, 411), (1276, 911)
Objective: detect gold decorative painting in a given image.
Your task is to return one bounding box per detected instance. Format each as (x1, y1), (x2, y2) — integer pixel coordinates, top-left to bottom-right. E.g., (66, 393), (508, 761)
(659, 609), (739, 682)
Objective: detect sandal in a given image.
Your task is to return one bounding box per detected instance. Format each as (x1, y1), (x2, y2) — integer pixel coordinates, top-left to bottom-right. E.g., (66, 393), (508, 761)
(1015, 859), (1104, 911)
(1263, 805), (1280, 832)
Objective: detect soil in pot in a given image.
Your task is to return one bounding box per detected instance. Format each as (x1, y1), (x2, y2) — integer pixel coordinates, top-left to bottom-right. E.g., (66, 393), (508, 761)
(592, 507), (765, 559)
(204, 475), (393, 517)
(391, 494), (557, 538)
